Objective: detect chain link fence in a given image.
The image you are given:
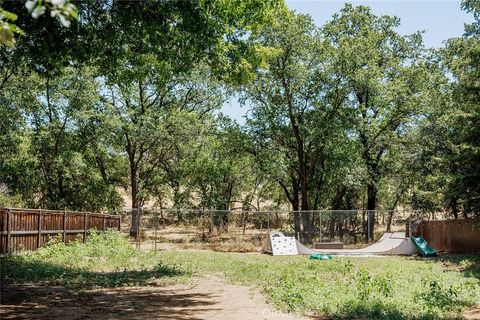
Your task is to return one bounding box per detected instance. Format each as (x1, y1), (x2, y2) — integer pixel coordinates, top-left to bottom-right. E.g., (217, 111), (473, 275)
(121, 208), (421, 251)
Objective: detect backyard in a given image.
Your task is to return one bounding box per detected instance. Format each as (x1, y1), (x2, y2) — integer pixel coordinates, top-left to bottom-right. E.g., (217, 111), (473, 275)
(1, 1), (480, 319)
(1, 231), (479, 319)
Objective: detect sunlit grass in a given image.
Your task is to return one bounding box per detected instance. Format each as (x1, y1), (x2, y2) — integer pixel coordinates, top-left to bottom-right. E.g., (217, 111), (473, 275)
(2, 231), (479, 319)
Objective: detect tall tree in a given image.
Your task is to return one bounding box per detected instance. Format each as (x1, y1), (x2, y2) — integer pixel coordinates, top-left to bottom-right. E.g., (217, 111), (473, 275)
(436, 0), (480, 217)
(102, 64), (224, 236)
(187, 116), (256, 228)
(243, 12), (351, 236)
(84, 0), (284, 235)
(322, 4), (428, 237)
(0, 66), (122, 211)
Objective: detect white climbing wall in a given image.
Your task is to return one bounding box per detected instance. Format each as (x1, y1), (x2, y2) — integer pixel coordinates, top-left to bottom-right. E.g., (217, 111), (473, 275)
(270, 235), (298, 256)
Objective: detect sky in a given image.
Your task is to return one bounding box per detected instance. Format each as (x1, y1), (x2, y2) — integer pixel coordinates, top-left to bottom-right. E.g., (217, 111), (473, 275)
(220, 0), (475, 125)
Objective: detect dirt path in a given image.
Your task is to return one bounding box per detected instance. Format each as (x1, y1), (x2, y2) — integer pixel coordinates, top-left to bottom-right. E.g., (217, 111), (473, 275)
(1, 275), (307, 320)
(464, 307), (480, 320)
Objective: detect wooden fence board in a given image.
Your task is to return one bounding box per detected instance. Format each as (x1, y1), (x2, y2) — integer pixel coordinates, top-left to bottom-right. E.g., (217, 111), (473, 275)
(0, 208), (121, 254)
(413, 219), (480, 253)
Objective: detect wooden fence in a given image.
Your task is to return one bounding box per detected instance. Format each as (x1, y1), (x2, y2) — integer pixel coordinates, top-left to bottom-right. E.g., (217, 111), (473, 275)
(413, 219), (480, 253)
(0, 208), (121, 254)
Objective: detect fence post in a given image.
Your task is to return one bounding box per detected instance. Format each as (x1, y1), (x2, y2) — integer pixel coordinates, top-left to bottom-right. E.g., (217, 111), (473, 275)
(37, 210), (43, 249)
(210, 210), (214, 235)
(83, 212), (88, 242)
(102, 214), (106, 231)
(319, 211), (322, 243)
(6, 209), (12, 254)
(367, 211), (371, 243)
(154, 209), (157, 251)
(310, 210), (313, 241)
(63, 209), (67, 244)
(118, 214), (121, 232)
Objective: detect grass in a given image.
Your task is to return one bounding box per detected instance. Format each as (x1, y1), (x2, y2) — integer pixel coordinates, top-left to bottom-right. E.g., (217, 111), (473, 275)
(1, 231), (187, 288)
(158, 251), (480, 319)
(1, 231), (479, 319)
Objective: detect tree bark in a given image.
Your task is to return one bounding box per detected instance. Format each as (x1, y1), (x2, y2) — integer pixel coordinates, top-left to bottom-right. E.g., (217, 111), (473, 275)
(292, 183), (301, 239)
(129, 158), (140, 238)
(450, 197), (459, 219)
(366, 183), (377, 240)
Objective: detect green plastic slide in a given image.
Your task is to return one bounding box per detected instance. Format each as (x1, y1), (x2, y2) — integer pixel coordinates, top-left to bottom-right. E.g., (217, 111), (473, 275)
(411, 236), (437, 257)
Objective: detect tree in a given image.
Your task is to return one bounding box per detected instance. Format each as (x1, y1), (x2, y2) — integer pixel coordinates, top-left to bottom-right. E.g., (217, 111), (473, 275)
(87, 0), (284, 236)
(186, 116), (256, 230)
(322, 4), (428, 237)
(1, 0), (285, 235)
(432, 0), (480, 218)
(243, 12), (352, 237)
(411, 0), (480, 219)
(0, 0), (77, 47)
(101, 63), (224, 236)
(0, 66), (122, 211)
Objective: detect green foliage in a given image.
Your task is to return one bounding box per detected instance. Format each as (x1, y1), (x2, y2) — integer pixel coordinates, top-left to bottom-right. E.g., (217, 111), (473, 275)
(0, 66), (123, 211)
(354, 267), (394, 300)
(0, 0), (77, 47)
(1, 230), (185, 288)
(322, 4), (428, 216)
(1, 0), (480, 224)
(411, 1), (480, 218)
(416, 279), (461, 312)
(244, 11), (359, 214)
(0, 8), (24, 47)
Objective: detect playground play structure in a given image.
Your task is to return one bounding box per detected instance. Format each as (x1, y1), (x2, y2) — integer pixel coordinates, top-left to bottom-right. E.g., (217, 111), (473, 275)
(264, 231), (438, 257)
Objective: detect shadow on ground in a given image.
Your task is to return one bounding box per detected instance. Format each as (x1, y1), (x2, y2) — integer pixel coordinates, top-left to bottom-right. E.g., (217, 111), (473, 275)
(1, 256), (212, 319)
(432, 254), (480, 280)
(1, 284), (219, 320)
(1, 256), (184, 288)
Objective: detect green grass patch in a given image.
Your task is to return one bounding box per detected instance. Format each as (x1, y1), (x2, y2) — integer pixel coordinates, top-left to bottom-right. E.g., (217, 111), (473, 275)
(1, 231), (479, 319)
(1, 230), (187, 288)
(156, 251), (480, 319)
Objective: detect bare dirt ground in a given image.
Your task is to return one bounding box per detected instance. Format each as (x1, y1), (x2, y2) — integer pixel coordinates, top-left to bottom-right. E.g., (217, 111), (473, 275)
(1, 275), (309, 320)
(464, 307), (480, 320)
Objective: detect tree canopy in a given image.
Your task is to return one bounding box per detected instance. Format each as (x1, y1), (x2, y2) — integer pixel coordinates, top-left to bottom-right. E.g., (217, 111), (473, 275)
(1, 0), (478, 236)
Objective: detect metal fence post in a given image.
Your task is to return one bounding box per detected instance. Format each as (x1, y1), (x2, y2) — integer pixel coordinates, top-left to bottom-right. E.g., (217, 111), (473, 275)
(367, 211), (371, 243)
(319, 211), (322, 243)
(154, 209), (157, 251)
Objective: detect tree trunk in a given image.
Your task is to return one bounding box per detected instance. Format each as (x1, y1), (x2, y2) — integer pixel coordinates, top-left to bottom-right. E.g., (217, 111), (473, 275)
(299, 177), (314, 242)
(129, 162), (140, 238)
(172, 184), (183, 222)
(386, 210), (394, 232)
(387, 187), (403, 232)
(450, 197), (459, 219)
(366, 183), (376, 240)
(292, 188), (300, 239)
